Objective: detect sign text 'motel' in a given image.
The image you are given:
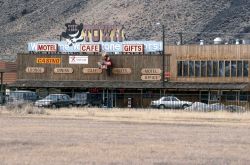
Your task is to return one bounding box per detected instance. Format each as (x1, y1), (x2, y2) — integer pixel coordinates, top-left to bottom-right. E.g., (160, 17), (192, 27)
(141, 68), (161, 75)
(37, 44), (58, 52)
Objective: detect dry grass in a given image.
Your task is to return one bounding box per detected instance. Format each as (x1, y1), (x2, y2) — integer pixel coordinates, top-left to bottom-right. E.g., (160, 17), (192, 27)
(1, 107), (250, 164)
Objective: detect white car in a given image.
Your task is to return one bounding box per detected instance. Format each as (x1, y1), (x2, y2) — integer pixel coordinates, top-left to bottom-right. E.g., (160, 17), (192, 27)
(150, 96), (192, 109)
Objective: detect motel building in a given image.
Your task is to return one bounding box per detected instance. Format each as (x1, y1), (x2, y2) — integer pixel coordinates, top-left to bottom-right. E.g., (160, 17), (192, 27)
(10, 21), (250, 108)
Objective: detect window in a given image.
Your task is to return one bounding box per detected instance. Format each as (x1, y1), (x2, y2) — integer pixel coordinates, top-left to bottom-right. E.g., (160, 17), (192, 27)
(201, 61), (206, 77)
(195, 61), (201, 77)
(240, 92), (248, 101)
(177, 61), (183, 77)
(189, 61), (194, 77)
(212, 61), (218, 77)
(225, 61), (230, 77)
(231, 61), (236, 77)
(183, 61), (188, 77)
(219, 61), (224, 77)
(237, 61), (243, 77)
(243, 61), (248, 77)
(207, 61), (213, 77)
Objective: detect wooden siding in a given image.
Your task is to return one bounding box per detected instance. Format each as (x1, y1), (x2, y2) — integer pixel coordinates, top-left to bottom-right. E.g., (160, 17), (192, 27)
(167, 45), (250, 83)
(17, 54), (167, 82)
(0, 60), (17, 84)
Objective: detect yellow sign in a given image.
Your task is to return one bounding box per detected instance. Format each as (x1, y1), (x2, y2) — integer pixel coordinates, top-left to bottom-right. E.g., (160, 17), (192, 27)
(83, 68), (102, 74)
(25, 67), (45, 73)
(54, 68), (73, 74)
(141, 75), (161, 81)
(112, 68), (132, 74)
(36, 58), (61, 64)
(141, 68), (161, 75)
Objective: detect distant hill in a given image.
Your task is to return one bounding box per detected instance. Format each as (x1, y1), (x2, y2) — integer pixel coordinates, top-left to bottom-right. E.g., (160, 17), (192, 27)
(0, 0), (249, 61)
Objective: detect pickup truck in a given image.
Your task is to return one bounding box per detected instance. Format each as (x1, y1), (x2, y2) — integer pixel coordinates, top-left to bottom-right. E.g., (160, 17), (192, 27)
(150, 96), (192, 109)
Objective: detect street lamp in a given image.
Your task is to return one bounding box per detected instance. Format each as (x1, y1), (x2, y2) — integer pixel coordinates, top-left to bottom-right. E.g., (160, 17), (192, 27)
(156, 22), (165, 87)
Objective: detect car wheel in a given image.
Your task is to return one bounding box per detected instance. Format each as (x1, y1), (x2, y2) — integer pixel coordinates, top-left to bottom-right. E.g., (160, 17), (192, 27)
(159, 104), (165, 109)
(182, 104), (189, 109)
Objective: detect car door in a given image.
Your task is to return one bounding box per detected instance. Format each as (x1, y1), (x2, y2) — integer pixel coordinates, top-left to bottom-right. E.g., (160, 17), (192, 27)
(162, 97), (171, 108)
(171, 97), (181, 109)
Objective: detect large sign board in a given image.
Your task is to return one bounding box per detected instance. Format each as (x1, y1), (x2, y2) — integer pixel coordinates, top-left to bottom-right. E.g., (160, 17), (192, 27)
(28, 41), (162, 53)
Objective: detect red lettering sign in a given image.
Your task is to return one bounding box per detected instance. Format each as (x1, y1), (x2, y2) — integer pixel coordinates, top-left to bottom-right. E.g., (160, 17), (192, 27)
(122, 44), (144, 53)
(80, 44), (101, 52)
(37, 44), (58, 52)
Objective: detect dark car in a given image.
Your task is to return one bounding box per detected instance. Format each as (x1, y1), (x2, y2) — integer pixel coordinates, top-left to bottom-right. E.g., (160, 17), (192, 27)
(34, 94), (75, 108)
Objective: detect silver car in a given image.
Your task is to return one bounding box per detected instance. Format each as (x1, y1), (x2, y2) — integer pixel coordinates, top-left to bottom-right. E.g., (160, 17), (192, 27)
(150, 96), (192, 109)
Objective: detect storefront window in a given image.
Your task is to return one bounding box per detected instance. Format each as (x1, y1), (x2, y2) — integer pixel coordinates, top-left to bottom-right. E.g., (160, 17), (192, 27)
(189, 61), (194, 77)
(219, 61), (224, 77)
(212, 61), (218, 77)
(237, 61), (243, 77)
(183, 61), (188, 77)
(177, 61), (183, 77)
(243, 61), (248, 77)
(231, 61), (236, 77)
(207, 61), (212, 77)
(225, 61), (230, 77)
(201, 61), (206, 77)
(195, 61), (201, 77)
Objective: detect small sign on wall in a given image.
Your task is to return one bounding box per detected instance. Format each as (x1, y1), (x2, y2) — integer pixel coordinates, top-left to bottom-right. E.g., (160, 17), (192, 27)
(26, 67), (45, 73)
(141, 68), (161, 75)
(141, 75), (161, 81)
(112, 68), (132, 74)
(83, 68), (102, 74)
(69, 56), (88, 64)
(54, 68), (73, 74)
(36, 58), (61, 64)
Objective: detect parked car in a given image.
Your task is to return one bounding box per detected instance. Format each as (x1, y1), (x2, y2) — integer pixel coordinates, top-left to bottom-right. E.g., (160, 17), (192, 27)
(150, 96), (192, 109)
(34, 94), (75, 108)
(72, 92), (88, 107)
(7, 90), (39, 104)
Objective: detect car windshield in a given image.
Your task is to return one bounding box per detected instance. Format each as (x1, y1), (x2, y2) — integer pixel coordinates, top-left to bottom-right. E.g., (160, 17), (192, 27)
(45, 95), (60, 101)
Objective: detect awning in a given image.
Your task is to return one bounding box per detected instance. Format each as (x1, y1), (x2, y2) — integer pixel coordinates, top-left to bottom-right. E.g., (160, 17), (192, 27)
(9, 80), (249, 90)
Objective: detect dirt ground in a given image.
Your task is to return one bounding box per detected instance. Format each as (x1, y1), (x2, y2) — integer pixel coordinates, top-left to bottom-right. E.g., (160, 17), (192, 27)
(1, 109), (250, 165)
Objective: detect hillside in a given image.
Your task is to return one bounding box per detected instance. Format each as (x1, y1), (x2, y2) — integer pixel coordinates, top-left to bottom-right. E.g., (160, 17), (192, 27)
(0, 0), (249, 61)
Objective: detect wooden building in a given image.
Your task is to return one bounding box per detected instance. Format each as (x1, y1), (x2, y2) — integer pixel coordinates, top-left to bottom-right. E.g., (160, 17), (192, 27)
(11, 44), (250, 107)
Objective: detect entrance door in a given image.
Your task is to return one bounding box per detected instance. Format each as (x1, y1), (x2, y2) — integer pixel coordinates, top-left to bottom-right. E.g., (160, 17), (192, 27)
(200, 91), (209, 104)
(102, 89), (115, 108)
